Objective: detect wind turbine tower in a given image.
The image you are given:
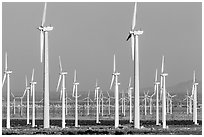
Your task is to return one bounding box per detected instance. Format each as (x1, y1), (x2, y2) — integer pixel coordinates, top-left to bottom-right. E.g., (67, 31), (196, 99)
(154, 69), (160, 125)
(2, 52), (12, 129)
(128, 77), (133, 123)
(73, 70), (80, 127)
(192, 71), (198, 125)
(30, 69), (37, 127)
(95, 80), (100, 124)
(126, 2), (143, 129)
(38, 2), (53, 128)
(110, 54), (120, 128)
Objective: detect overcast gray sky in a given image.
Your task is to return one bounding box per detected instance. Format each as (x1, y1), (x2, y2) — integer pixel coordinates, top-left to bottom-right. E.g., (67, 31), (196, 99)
(2, 2), (202, 97)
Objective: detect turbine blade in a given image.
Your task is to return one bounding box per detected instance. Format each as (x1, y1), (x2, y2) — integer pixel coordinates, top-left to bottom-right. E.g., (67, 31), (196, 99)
(72, 85), (76, 97)
(31, 68), (35, 82)
(11, 92), (14, 98)
(2, 74), (6, 88)
(88, 90), (90, 97)
(113, 54), (116, 72)
(40, 31), (44, 63)
(96, 79), (98, 87)
(59, 56), (62, 72)
(41, 2), (47, 26)
(193, 70), (196, 83)
(132, 2), (137, 30)
(155, 69), (158, 82)
(128, 77), (131, 88)
(22, 88), (27, 98)
(60, 89), (62, 101)
(5, 52), (8, 71)
(126, 34), (131, 41)
(161, 56), (165, 73)
(25, 75), (28, 87)
(110, 75), (115, 90)
(31, 86), (33, 96)
(95, 89), (97, 99)
(74, 70), (77, 83)
(56, 75), (62, 92)
(131, 35), (135, 61)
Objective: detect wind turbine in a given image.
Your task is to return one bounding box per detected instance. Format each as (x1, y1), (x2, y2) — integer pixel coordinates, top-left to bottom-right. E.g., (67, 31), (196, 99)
(167, 92), (176, 115)
(94, 80), (100, 124)
(11, 92), (16, 115)
(148, 91), (155, 115)
(110, 54), (120, 128)
(192, 71), (198, 125)
(83, 90), (93, 116)
(56, 56), (67, 128)
(99, 90), (104, 116)
(128, 77), (133, 123)
(160, 56), (168, 129)
(142, 91), (149, 116)
(37, 2), (53, 128)
(183, 90), (189, 114)
(24, 75), (31, 125)
(19, 89), (27, 117)
(30, 69), (37, 127)
(154, 69), (160, 125)
(106, 91), (114, 116)
(126, 2), (143, 129)
(72, 70), (80, 127)
(2, 52), (12, 128)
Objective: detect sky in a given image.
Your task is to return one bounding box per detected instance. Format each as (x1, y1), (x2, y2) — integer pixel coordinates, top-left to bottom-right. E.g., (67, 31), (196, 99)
(2, 2), (202, 99)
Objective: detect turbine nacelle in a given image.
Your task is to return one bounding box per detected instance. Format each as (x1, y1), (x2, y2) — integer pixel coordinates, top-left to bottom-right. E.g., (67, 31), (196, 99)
(161, 73), (168, 77)
(60, 72), (68, 75)
(112, 72), (120, 76)
(4, 70), (12, 74)
(38, 26), (53, 32)
(30, 82), (37, 85)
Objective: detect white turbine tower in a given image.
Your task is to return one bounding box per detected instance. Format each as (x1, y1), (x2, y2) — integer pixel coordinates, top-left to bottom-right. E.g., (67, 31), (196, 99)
(30, 69), (37, 127)
(106, 91), (113, 116)
(56, 56), (67, 128)
(2, 52), (12, 129)
(148, 91), (155, 115)
(72, 70), (80, 127)
(154, 69), (160, 125)
(95, 80), (100, 124)
(128, 77), (133, 123)
(192, 71), (198, 125)
(99, 90), (104, 116)
(142, 91), (149, 116)
(110, 54), (120, 128)
(38, 2), (53, 128)
(20, 89), (27, 117)
(160, 56), (168, 129)
(126, 2), (143, 129)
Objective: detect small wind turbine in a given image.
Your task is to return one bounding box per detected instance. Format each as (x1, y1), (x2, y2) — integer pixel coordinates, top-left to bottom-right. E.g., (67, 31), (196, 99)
(11, 92), (16, 115)
(19, 89), (27, 117)
(142, 91), (149, 116)
(126, 2), (143, 129)
(183, 90), (189, 114)
(37, 2), (53, 128)
(30, 69), (37, 127)
(99, 90), (104, 116)
(110, 54), (120, 128)
(56, 56), (67, 128)
(106, 91), (114, 116)
(72, 70), (80, 127)
(94, 80), (100, 124)
(167, 92), (176, 114)
(128, 77), (133, 123)
(2, 52), (12, 128)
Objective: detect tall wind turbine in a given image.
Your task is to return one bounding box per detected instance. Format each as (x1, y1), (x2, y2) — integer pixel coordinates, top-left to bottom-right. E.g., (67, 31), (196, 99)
(160, 56), (168, 129)
(110, 54), (120, 128)
(128, 77), (133, 123)
(2, 52), (12, 129)
(126, 2), (143, 129)
(154, 69), (160, 125)
(72, 70), (80, 127)
(56, 56), (67, 128)
(38, 2), (53, 128)
(25, 76), (31, 125)
(95, 80), (100, 124)
(192, 71), (198, 125)
(30, 69), (37, 127)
